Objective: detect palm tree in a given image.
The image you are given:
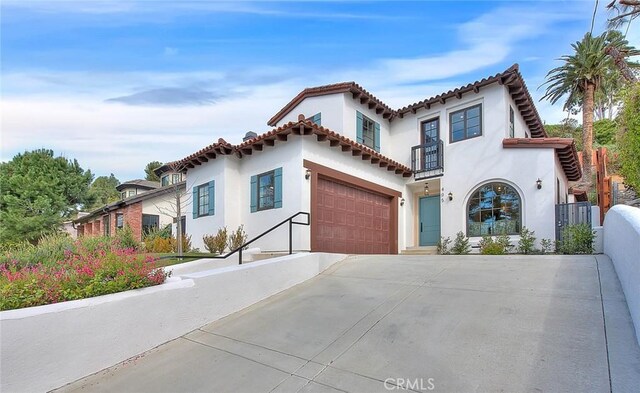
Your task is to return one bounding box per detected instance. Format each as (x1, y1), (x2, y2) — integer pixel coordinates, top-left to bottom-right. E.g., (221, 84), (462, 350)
(541, 31), (638, 190)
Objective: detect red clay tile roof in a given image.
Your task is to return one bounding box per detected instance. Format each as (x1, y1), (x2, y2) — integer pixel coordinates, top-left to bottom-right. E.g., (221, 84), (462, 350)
(171, 116), (412, 178)
(268, 64), (547, 138)
(267, 82), (395, 127)
(502, 137), (582, 181)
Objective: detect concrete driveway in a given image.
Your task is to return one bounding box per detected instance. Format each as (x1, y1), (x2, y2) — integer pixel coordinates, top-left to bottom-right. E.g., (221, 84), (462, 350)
(58, 255), (640, 393)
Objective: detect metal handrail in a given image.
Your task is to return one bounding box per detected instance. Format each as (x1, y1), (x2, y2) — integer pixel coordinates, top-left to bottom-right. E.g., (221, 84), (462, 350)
(411, 140), (444, 174)
(210, 211), (310, 264)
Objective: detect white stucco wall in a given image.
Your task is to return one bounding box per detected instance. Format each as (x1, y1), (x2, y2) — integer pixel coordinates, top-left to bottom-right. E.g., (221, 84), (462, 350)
(394, 84), (558, 247)
(0, 253), (347, 393)
(141, 192), (182, 230)
(276, 94), (345, 132)
(603, 205), (640, 346)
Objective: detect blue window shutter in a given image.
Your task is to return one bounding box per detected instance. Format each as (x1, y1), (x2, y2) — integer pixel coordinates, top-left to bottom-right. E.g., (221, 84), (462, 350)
(208, 180), (215, 216)
(356, 111), (364, 144)
(312, 113), (321, 126)
(374, 121), (381, 152)
(250, 175), (258, 213)
(192, 187), (198, 219)
(274, 167), (283, 209)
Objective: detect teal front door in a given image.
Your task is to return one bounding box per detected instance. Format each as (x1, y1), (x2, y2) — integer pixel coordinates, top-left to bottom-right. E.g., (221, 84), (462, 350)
(419, 196), (441, 246)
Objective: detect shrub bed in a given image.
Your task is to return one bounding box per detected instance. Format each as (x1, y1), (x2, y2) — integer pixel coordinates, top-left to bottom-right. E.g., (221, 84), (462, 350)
(1, 233), (169, 311)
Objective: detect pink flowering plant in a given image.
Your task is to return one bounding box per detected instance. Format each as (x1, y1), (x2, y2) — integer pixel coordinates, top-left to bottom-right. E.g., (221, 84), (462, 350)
(0, 234), (169, 311)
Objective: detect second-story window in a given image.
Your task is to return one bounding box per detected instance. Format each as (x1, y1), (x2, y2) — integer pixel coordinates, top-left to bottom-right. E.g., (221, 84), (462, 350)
(509, 106), (515, 138)
(161, 175), (169, 186)
(172, 173), (182, 184)
(450, 104), (482, 143)
(197, 184), (209, 217)
(356, 111), (380, 152)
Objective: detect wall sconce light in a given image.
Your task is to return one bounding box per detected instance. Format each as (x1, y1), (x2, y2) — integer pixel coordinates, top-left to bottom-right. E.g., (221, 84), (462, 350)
(305, 169), (311, 180)
(536, 178), (542, 190)
(448, 192), (453, 201)
(400, 198), (405, 206)
(424, 184), (429, 196)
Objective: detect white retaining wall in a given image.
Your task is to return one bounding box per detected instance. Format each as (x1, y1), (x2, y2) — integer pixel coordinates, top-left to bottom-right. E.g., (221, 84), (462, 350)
(604, 205), (640, 346)
(0, 252), (346, 393)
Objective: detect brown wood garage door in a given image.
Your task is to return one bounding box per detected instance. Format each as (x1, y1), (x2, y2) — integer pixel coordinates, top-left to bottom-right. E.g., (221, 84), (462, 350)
(314, 176), (391, 254)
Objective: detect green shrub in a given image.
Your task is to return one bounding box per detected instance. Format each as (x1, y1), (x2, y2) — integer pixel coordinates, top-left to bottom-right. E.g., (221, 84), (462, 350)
(451, 232), (470, 255)
(496, 233), (512, 253)
(114, 226), (140, 250)
(558, 224), (594, 254)
(517, 227), (536, 254)
(172, 234), (192, 253)
(79, 235), (112, 254)
(203, 227), (228, 254)
(0, 233), (75, 268)
(437, 236), (451, 255)
(143, 225), (171, 243)
(146, 237), (173, 253)
(228, 225), (248, 251)
(481, 242), (506, 255)
(540, 238), (554, 254)
(0, 245), (168, 311)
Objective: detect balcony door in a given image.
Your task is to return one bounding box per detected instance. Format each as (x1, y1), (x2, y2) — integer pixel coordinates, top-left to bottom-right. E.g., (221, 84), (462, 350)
(421, 118), (440, 170)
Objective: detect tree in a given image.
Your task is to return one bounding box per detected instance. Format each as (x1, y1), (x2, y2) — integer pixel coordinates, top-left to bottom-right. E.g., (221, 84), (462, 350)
(0, 149), (93, 245)
(594, 118), (617, 144)
(541, 31), (638, 190)
(144, 161), (163, 182)
(618, 83), (640, 191)
(545, 118), (584, 151)
(86, 174), (121, 210)
(607, 0), (640, 29)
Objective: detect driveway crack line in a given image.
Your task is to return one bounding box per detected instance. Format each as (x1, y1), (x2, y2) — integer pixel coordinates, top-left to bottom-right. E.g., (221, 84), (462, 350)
(595, 256), (613, 393)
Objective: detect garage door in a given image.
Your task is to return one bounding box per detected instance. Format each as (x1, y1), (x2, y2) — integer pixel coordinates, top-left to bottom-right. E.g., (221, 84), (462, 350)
(314, 176), (391, 254)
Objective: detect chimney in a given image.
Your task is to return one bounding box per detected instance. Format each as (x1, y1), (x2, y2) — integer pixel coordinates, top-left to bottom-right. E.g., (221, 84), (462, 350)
(243, 131), (258, 142)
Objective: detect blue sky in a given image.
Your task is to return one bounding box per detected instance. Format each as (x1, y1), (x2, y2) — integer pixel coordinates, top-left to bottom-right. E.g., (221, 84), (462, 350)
(1, 0), (637, 181)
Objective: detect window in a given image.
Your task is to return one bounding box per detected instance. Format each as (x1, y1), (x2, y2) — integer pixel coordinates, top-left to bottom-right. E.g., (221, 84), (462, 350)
(192, 181), (215, 218)
(251, 168), (282, 212)
(116, 213), (124, 229)
(121, 192), (126, 200)
(103, 215), (110, 236)
(161, 175), (169, 186)
(308, 113), (321, 126)
(197, 184), (209, 216)
(128, 190), (136, 197)
(172, 173), (182, 184)
(450, 104), (482, 143)
(467, 182), (521, 236)
(356, 111), (380, 151)
(509, 106), (515, 138)
(142, 214), (160, 236)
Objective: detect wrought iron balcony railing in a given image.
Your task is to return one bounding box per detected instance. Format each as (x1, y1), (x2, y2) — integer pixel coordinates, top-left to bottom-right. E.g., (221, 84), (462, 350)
(411, 140), (444, 179)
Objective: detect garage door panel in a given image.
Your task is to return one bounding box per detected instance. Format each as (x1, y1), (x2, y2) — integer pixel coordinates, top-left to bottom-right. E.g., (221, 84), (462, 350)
(314, 176), (392, 254)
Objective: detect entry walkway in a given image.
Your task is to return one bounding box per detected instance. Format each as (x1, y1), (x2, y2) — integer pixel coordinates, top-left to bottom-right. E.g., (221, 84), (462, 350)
(58, 255), (640, 392)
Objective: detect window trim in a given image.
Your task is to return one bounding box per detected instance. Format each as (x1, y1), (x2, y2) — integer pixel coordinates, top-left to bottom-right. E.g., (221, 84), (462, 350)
(466, 181), (521, 237)
(449, 103), (483, 144)
(256, 170), (276, 211)
(361, 114), (377, 149)
(196, 183), (210, 217)
(171, 173), (181, 184)
(420, 116), (440, 144)
(115, 213), (124, 230)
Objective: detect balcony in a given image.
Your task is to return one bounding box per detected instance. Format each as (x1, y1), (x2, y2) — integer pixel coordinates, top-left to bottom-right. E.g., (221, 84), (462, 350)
(411, 140), (444, 180)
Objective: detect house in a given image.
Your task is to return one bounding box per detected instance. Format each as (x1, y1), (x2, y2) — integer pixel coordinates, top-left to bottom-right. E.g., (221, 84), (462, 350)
(116, 179), (160, 199)
(75, 180), (186, 241)
(161, 64), (582, 254)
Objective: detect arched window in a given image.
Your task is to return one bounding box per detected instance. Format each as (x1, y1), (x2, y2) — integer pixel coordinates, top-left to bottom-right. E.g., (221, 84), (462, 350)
(467, 182), (521, 237)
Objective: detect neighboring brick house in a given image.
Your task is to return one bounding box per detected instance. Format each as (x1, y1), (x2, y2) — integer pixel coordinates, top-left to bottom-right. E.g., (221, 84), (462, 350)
(75, 181), (186, 241)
